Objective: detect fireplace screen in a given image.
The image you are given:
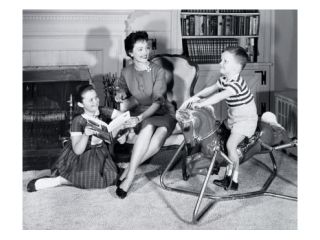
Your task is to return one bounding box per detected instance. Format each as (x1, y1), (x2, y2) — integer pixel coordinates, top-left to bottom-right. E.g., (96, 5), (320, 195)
(23, 65), (91, 170)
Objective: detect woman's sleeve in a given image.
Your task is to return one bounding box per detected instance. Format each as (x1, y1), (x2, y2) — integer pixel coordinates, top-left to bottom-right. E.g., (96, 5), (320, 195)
(99, 106), (114, 120)
(152, 67), (167, 105)
(117, 69), (130, 96)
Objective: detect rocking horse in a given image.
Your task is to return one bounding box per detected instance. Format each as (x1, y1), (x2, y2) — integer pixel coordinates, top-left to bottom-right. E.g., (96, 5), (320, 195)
(160, 106), (297, 223)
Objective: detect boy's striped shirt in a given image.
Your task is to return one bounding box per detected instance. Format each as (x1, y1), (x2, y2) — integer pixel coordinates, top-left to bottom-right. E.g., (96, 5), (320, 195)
(217, 75), (254, 107)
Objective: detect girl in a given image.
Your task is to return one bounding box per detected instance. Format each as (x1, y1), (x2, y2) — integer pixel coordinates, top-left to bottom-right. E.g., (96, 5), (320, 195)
(27, 84), (119, 192)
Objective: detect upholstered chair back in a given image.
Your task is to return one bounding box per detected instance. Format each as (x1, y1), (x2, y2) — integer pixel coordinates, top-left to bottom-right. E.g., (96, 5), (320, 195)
(150, 54), (198, 109)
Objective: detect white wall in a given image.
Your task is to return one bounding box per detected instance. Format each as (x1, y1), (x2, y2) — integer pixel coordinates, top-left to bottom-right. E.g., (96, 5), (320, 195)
(23, 10), (180, 104)
(274, 10), (297, 91)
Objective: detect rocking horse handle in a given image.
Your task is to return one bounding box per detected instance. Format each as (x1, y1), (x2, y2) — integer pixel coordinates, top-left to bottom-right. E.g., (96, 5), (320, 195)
(274, 139), (297, 151)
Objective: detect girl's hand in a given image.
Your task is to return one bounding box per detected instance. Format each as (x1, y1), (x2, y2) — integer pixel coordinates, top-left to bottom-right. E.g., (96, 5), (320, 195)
(180, 96), (201, 110)
(115, 90), (127, 103)
(84, 126), (97, 136)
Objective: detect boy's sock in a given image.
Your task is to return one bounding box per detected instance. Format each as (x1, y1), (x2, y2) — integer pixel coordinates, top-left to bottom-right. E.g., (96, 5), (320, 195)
(226, 165), (233, 176)
(232, 171), (239, 183)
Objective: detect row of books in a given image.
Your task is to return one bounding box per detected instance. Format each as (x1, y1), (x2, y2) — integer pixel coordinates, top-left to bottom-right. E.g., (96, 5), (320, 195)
(23, 110), (66, 122)
(181, 10), (259, 13)
(184, 38), (238, 64)
(181, 15), (260, 36)
(183, 38), (258, 64)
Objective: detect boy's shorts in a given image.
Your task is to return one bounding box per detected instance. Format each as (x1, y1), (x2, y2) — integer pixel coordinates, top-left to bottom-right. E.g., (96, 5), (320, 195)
(226, 100), (258, 138)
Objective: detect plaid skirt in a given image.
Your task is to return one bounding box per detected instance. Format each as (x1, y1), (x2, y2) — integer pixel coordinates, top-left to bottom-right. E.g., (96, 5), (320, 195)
(51, 141), (118, 189)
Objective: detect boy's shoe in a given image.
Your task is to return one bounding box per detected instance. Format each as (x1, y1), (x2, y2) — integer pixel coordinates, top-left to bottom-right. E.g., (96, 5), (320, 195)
(213, 175), (238, 191)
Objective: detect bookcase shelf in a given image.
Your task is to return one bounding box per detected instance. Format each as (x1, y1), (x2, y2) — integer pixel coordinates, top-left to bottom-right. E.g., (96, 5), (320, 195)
(181, 12), (260, 16)
(182, 35), (259, 39)
(180, 9), (260, 64)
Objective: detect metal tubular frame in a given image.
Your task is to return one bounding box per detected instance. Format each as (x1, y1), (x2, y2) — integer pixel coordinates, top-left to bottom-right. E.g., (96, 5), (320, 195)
(160, 140), (297, 223)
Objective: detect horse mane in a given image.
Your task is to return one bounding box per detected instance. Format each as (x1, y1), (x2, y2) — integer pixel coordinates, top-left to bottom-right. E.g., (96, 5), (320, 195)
(177, 106), (217, 143)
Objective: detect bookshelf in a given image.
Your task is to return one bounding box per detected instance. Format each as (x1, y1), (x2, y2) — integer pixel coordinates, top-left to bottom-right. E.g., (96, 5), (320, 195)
(180, 10), (260, 64)
(179, 10), (274, 119)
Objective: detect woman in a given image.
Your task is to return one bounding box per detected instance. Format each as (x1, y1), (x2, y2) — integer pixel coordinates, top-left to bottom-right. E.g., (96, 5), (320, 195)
(115, 31), (176, 198)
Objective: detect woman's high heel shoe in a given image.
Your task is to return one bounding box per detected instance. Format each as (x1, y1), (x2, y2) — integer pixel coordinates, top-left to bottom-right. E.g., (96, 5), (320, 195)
(116, 167), (126, 187)
(116, 187), (128, 199)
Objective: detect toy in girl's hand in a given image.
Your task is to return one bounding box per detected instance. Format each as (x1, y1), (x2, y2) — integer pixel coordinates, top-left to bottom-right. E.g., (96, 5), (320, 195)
(86, 119), (113, 144)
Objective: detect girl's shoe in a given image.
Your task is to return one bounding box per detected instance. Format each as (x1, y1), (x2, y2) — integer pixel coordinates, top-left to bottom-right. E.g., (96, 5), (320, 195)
(26, 176), (51, 192)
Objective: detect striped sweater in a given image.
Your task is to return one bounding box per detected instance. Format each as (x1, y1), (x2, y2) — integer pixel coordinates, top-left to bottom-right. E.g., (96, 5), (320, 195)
(217, 74), (254, 107)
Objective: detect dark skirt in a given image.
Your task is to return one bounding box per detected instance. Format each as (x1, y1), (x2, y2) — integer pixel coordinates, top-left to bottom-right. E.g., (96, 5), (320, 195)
(142, 114), (177, 137)
(132, 103), (177, 138)
(51, 141), (118, 189)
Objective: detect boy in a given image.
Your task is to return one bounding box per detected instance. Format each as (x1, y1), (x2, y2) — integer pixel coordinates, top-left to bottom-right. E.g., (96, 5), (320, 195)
(180, 46), (258, 190)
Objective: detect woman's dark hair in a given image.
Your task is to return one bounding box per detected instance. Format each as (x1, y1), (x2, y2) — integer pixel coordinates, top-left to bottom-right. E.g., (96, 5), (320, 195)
(224, 46), (249, 70)
(124, 31), (149, 58)
(74, 84), (95, 103)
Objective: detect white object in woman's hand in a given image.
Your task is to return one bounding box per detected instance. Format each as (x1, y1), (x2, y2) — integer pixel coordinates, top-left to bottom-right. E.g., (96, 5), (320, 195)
(123, 116), (140, 128)
(115, 91), (127, 103)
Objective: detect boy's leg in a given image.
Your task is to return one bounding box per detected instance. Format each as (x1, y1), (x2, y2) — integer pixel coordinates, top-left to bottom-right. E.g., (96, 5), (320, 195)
(226, 132), (245, 183)
(213, 132), (245, 190)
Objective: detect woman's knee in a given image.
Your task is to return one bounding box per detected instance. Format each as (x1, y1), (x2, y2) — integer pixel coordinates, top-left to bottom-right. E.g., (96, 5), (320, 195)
(153, 127), (168, 146)
(141, 124), (155, 133)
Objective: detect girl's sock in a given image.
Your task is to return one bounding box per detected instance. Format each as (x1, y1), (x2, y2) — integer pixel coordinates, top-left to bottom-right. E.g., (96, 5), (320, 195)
(35, 176), (69, 190)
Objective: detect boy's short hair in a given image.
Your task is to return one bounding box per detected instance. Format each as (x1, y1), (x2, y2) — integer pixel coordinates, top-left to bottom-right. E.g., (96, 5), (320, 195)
(224, 46), (249, 70)
(124, 31), (149, 58)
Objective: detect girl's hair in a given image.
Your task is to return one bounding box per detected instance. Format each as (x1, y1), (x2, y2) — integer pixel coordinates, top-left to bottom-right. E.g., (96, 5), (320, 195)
(224, 46), (249, 70)
(124, 31), (149, 58)
(73, 84), (96, 116)
(74, 84), (95, 103)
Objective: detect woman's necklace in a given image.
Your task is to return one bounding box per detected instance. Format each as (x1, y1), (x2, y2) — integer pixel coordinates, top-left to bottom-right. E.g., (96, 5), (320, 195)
(134, 61), (151, 72)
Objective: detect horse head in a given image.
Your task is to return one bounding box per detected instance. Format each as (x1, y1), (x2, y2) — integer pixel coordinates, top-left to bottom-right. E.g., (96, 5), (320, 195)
(176, 106), (218, 147)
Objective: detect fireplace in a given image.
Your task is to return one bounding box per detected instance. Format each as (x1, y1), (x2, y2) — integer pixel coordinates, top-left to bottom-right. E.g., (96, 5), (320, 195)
(23, 65), (91, 170)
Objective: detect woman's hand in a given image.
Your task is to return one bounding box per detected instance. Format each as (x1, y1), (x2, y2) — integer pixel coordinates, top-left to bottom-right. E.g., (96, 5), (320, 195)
(123, 116), (142, 128)
(179, 96), (201, 110)
(115, 90), (127, 103)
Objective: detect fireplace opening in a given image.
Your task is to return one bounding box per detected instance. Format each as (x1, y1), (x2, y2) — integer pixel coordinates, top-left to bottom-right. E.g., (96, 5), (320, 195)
(23, 65), (91, 170)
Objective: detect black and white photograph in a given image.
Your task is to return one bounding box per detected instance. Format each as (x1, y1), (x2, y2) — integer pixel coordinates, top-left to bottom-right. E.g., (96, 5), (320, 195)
(21, 8), (298, 230)
(4, 0), (319, 236)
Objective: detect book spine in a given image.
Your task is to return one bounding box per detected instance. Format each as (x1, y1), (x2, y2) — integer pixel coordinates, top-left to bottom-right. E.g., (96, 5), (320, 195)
(225, 15), (232, 36)
(189, 15), (195, 36)
(185, 16), (189, 36)
(217, 15), (223, 36)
